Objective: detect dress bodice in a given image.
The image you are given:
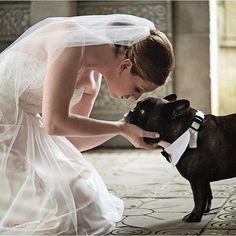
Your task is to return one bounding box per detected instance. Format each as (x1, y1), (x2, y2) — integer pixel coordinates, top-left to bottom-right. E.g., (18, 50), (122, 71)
(0, 50), (84, 114)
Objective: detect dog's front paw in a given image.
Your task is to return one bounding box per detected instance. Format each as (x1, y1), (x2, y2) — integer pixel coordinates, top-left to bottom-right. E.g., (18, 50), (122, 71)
(204, 203), (211, 213)
(182, 212), (202, 222)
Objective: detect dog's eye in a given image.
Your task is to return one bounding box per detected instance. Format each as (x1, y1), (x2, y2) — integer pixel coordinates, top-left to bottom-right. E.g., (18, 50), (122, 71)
(139, 109), (145, 115)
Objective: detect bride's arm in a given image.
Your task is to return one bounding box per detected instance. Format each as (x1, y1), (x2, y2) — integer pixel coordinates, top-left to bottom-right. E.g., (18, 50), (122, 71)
(42, 46), (159, 149)
(67, 73), (116, 152)
(67, 134), (116, 152)
(43, 46), (120, 137)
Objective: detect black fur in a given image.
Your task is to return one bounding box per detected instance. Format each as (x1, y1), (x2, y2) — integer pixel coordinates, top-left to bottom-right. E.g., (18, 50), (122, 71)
(125, 94), (236, 222)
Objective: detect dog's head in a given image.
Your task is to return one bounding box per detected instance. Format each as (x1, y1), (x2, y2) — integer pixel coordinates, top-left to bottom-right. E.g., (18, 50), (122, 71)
(124, 94), (195, 144)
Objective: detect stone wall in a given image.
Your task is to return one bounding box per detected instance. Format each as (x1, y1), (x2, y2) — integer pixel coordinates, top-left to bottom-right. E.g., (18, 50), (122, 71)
(0, 1), (212, 147)
(0, 1), (31, 51)
(30, 1), (77, 24)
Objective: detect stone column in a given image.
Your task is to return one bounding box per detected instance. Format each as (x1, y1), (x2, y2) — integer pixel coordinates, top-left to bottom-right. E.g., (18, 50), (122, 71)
(173, 1), (212, 113)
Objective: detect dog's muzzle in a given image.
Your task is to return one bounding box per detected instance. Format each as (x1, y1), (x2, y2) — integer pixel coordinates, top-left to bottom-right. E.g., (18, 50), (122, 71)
(124, 110), (136, 124)
(124, 110), (161, 144)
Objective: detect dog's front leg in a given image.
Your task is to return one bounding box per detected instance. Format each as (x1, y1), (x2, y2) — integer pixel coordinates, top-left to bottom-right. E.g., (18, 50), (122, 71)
(183, 180), (209, 222)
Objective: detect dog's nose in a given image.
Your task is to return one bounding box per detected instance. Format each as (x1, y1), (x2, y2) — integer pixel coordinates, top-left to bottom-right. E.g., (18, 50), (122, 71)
(124, 110), (133, 118)
(123, 110), (135, 122)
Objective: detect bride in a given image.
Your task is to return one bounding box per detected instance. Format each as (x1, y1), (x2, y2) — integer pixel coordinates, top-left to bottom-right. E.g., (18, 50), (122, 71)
(0, 14), (174, 235)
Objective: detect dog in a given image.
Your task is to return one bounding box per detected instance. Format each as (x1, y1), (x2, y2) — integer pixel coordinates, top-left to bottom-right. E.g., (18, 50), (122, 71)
(124, 94), (236, 222)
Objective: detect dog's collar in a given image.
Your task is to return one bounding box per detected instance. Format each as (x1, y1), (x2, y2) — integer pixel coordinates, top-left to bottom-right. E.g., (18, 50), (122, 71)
(161, 110), (205, 167)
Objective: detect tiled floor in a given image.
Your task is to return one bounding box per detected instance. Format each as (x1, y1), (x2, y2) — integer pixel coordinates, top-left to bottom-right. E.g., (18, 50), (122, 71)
(84, 148), (236, 235)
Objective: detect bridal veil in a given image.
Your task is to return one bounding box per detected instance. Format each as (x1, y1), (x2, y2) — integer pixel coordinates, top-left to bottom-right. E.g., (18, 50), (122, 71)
(0, 14), (155, 235)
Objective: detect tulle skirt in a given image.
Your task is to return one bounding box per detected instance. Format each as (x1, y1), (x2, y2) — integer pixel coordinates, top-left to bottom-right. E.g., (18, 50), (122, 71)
(0, 109), (124, 235)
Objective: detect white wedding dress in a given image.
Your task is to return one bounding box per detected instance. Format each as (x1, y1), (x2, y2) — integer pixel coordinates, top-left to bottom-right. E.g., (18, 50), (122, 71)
(0, 50), (124, 235)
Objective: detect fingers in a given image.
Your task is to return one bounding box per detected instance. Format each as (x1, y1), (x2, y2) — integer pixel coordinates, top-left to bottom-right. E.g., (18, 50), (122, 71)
(143, 130), (160, 139)
(139, 140), (159, 150)
(158, 140), (171, 149)
(120, 122), (160, 150)
(151, 143), (159, 149)
(140, 130), (160, 150)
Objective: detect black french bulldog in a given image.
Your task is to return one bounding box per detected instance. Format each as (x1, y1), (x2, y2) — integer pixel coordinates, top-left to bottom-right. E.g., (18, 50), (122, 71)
(124, 94), (236, 222)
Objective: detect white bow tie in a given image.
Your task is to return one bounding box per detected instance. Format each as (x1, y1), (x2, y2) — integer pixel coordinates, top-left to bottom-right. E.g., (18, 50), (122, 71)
(161, 111), (205, 167)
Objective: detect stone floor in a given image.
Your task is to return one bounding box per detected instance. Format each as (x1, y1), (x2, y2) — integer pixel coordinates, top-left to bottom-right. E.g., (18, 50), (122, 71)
(83, 148), (236, 235)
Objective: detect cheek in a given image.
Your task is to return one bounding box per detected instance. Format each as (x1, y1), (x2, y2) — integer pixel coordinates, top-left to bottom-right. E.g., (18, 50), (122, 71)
(114, 75), (129, 95)
(110, 72), (135, 97)
(122, 76), (135, 94)
(108, 75), (124, 98)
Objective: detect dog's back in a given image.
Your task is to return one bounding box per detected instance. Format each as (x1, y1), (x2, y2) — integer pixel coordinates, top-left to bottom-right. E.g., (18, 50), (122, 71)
(179, 113), (236, 181)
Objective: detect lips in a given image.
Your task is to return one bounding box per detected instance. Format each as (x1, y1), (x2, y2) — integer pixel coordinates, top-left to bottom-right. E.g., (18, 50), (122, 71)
(121, 95), (131, 100)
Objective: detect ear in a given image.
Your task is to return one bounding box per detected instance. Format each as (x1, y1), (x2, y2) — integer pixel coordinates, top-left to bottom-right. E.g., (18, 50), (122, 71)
(119, 59), (132, 72)
(162, 99), (190, 120)
(163, 94), (177, 102)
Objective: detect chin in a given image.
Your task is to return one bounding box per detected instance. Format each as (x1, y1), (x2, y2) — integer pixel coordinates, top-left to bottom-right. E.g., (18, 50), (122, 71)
(109, 93), (116, 98)
(109, 92), (119, 99)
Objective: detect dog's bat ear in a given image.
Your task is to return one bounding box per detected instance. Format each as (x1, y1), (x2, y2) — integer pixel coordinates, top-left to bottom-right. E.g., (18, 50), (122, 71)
(163, 94), (177, 102)
(162, 99), (190, 120)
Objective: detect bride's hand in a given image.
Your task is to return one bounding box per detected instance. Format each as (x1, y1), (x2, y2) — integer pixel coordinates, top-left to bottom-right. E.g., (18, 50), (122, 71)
(118, 119), (160, 150)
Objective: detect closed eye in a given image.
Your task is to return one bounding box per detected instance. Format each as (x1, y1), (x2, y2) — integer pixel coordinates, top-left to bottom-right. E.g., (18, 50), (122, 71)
(136, 87), (142, 93)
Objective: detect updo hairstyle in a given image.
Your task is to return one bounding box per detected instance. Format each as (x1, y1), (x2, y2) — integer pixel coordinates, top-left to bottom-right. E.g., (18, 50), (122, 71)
(112, 22), (175, 86)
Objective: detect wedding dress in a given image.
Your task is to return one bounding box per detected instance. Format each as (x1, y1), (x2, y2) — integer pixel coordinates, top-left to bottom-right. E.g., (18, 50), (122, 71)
(0, 14), (155, 235)
(0, 49), (124, 235)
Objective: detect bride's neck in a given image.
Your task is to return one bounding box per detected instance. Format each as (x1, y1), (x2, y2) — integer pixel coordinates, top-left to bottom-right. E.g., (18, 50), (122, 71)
(83, 44), (122, 73)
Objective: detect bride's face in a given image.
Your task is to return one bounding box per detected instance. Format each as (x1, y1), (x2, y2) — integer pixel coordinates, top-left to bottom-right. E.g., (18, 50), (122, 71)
(105, 60), (158, 100)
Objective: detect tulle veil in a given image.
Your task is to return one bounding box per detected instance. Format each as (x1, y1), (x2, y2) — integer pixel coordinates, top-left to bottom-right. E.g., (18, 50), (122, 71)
(0, 14), (155, 235)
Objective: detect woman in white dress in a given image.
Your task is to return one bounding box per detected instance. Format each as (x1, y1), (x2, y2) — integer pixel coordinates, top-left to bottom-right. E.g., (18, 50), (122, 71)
(0, 14), (174, 235)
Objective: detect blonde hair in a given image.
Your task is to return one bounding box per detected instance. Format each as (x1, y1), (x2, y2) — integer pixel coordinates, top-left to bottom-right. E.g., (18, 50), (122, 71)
(114, 29), (175, 86)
